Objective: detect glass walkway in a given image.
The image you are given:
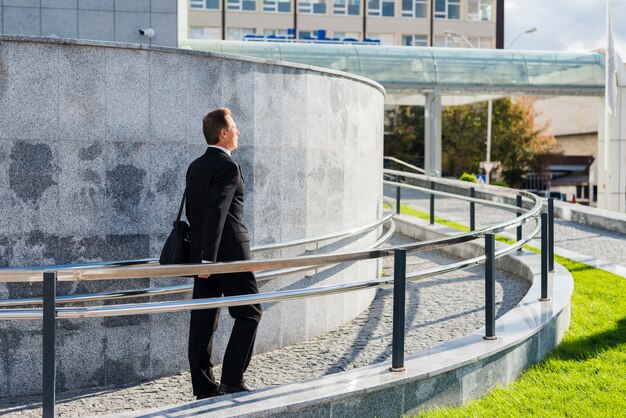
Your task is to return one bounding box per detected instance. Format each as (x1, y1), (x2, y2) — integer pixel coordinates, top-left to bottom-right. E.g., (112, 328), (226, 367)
(181, 40), (605, 96)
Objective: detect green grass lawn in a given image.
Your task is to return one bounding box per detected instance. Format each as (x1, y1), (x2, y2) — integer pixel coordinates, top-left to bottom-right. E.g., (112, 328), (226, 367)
(391, 203), (626, 417)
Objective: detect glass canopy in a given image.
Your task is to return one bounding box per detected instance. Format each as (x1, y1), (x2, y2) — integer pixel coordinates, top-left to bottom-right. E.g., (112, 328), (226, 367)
(181, 40), (605, 96)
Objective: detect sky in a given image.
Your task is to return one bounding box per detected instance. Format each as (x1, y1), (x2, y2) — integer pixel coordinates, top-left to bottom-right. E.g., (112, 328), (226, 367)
(505, 0), (626, 58)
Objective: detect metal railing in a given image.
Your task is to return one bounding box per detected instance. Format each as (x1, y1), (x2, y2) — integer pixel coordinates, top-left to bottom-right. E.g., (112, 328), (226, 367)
(0, 161), (556, 417)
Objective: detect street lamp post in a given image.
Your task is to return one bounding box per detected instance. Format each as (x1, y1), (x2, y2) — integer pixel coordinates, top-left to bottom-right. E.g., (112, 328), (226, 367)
(507, 27), (538, 49)
(445, 31), (494, 183)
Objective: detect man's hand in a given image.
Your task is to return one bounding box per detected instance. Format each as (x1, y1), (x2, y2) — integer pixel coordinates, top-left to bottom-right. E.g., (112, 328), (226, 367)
(199, 260), (214, 278)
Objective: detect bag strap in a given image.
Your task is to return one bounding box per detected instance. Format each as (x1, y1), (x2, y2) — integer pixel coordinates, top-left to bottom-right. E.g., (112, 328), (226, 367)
(175, 188), (186, 223)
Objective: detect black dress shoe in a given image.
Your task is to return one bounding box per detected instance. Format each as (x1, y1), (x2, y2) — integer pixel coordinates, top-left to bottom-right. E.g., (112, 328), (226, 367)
(196, 388), (223, 400)
(219, 383), (251, 394)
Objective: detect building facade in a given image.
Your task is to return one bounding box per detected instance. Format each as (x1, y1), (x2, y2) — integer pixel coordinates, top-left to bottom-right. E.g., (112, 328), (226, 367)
(0, 0), (178, 47)
(183, 0), (502, 48)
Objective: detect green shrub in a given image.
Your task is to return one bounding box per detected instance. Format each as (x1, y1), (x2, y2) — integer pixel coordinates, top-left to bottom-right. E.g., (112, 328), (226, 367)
(490, 179), (508, 187)
(459, 172), (477, 183)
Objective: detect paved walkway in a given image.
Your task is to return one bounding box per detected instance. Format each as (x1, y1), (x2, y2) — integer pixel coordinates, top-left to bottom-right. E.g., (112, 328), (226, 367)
(0, 235), (529, 417)
(385, 184), (626, 270)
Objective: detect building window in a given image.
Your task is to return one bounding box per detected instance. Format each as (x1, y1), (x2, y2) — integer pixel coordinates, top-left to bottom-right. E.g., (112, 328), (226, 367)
(227, 0), (256, 11)
(367, 33), (394, 44)
(333, 31), (361, 40)
(191, 0), (220, 9)
(264, 0), (291, 13)
(467, 36), (493, 48)
(435, 34), (463, 47)
(402, 34), (428, 46)
(227, 27), (257, 40)
(401, 0), (427, 18)
(299, 0), (327, 14)
(467, 0), (492, 21)
(190, 26), (221, 39)
(334, 0), (361, 16)
(368, 0), (394, 17)
(435, 0), (460, 20)
(263, 28), (290, 37)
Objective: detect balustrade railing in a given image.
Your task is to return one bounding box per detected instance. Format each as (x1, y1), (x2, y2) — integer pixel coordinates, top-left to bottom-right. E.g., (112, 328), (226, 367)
(0, 160), (555, 418)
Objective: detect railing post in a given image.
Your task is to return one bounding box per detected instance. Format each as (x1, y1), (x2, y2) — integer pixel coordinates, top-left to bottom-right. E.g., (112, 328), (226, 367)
(516, 194), (523, 250)
(540, 212), (551, 301)
(548, 198), (555, 272)
(484, 234), (497, 340)
(43, 271), (57, 418)
(390, 249), (407, 372)
(469, 187), (476, 231)
(396, 175), (401, 215)
(429, 181), (435, 225)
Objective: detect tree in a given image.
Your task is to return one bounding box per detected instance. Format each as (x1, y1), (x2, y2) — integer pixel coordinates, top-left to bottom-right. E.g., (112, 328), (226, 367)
(384, 106), (424, 168)
(385, 98), (557, 187)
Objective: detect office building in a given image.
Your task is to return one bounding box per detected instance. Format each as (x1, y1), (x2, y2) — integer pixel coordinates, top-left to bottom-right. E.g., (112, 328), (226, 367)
(182, 0), (503, 48)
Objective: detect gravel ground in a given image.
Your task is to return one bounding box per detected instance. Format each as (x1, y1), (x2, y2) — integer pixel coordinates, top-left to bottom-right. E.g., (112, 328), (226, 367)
(0, 234), (530, 417)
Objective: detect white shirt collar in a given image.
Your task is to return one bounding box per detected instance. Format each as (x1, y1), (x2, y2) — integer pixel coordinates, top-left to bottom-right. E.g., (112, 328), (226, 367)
(207, 145), (231, 156)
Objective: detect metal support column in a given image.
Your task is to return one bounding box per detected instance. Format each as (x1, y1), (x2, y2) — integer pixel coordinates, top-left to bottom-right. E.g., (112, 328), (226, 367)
(516, 194), (523, 250)
(424, 91), (442, 177)
(469, 187), (476, 231)
(390, 249), (407, 372)
(484, 234), (497, 340)
(430, 181), (435, 225)
(548, 198), (555, 272)
(43, 271), (57, 418)
(396, 175), (401, 215)
(540, 213), (551, 301)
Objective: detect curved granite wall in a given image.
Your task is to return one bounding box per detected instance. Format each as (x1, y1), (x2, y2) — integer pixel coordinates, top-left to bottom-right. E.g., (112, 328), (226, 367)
(0, 36), (384, 396)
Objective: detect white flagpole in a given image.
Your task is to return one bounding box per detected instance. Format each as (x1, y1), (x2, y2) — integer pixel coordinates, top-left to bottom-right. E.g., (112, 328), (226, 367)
(605, 0), (613, 171)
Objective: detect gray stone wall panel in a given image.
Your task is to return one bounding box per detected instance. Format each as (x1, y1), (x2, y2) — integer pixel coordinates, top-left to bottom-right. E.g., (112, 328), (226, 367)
(58, 46), (108, 141)
(41, 7), (78, 37)
(148, 141), (188, 235)
(3, 42), (59, 140)
(149, 52), (188, 145)
(77, 10), (115, 41)
(115, 0), (151, 12)
(149, 12), (177, 47)
(151, 0), (177, 13)
(185, 56), (223, 145)
(58, 141), (107, 236)
(56, 323), (107, 391)
(2, 6), (40, 36)
(7, 140), (61, 238)
(7, 331), (42, 396)
(4, 0), (40, 7)
(78, 0), (114, 11)
(42, 0), (79, 9)
(104, 48), (150, 142)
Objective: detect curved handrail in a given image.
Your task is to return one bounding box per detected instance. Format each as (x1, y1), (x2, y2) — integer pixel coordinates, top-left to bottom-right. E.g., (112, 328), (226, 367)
(383, 157), (426, 174)
(0, 219), (396, 308)
(0, 216), (540, 320)
(0, 199), (397, 279)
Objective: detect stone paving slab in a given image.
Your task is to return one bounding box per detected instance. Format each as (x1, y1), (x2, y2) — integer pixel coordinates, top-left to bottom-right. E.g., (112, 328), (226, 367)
(0, 234), (529, 417)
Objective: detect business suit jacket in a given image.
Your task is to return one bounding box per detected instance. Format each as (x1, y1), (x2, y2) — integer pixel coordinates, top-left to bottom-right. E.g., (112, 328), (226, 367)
(185, 147), (250, 263)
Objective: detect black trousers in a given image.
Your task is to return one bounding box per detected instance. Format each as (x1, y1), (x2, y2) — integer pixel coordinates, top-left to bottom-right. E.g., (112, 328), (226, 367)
(187, 241), (262, 396)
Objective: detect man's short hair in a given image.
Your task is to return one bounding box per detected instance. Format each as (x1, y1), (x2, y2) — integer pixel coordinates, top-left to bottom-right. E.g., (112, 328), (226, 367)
(202, 108), (232, 145)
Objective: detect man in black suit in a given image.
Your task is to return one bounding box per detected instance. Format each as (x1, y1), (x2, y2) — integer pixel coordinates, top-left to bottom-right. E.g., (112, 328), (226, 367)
(186, 108), (262, 400)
